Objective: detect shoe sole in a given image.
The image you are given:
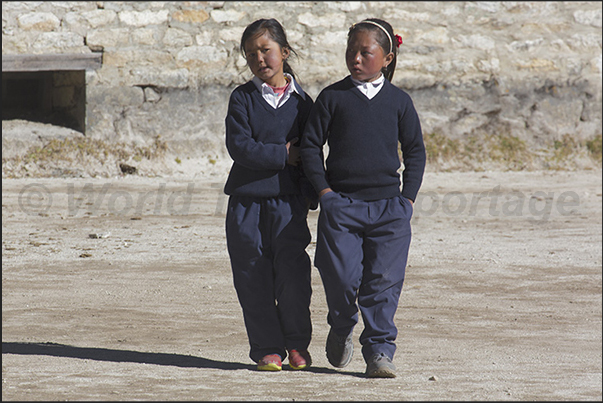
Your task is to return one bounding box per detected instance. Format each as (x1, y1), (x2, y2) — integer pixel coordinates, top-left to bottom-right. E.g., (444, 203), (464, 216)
(326, 331), (354, 368)
(327, 343), (353, 368)
(289, 363), (307, 370)
(367, 367), (396, 378)
(257, 363), (282, 371)
(328, 346), (353, 368)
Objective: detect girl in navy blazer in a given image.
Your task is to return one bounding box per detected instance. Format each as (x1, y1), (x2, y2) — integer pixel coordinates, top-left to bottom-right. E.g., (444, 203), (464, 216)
(224, 18), (315, 372)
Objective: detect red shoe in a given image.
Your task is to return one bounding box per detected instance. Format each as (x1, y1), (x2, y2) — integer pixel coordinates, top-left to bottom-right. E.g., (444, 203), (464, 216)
(288, 349), (312, 370)
(257, 354), (282, 371)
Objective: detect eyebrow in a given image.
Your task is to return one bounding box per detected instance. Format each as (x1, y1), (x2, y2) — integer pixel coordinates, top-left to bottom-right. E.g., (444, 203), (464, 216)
(347, 45), (376, 50)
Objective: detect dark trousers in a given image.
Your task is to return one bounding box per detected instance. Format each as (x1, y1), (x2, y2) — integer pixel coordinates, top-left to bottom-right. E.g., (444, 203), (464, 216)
(226, 194), (312, 363)
(315, 192), (413, 362)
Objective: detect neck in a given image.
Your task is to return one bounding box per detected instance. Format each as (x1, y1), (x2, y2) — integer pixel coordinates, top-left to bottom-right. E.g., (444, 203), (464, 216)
(365, 73), (383, 83)
(264, 73), (288, 88)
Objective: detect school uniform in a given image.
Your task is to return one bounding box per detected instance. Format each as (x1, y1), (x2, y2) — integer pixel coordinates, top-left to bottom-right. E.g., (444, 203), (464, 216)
(300, 75), (426, 362)
(224, 75), (315, 363)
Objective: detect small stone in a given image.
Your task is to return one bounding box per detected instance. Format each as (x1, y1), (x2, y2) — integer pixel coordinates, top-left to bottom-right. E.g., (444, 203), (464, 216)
(89, 232), (111, 239)
(428, 375), (439, 381)
(119, 163), (137, 175)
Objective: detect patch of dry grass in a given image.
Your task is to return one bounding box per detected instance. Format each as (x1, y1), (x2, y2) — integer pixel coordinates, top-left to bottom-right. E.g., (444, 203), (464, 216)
(2, 135), (168, 178)
(420, 131), (601, 171)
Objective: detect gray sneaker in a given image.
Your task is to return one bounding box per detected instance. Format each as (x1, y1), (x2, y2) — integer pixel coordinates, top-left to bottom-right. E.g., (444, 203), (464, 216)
(325, 328), (354, 368)
(366, 353), (396, 378)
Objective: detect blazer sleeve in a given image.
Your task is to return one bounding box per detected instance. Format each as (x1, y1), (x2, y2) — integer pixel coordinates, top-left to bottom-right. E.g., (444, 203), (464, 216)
(225, 92), (288, 171)
(300, 96), (331, 194)
(398, 95), (426, 202)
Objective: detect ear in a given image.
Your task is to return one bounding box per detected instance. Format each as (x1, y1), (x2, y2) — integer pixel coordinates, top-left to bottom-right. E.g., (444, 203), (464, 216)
(383, 51), (394, 68)
(282, 47), (290, 60)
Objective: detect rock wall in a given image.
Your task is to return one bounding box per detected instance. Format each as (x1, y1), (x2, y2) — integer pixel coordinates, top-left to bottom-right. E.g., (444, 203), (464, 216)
(2, 1), (602, 173)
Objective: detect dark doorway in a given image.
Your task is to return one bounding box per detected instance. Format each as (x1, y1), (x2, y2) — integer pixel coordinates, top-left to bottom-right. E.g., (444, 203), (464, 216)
(2, 70), (86, 134)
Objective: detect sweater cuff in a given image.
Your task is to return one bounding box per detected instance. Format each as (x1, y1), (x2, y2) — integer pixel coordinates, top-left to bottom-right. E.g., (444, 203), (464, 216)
(401, 186), (419, 203)
(278, 143), (289, 169)
(311, 177), (331, 195)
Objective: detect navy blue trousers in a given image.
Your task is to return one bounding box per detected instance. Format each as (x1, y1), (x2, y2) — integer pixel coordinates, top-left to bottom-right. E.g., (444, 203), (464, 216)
(225, 194), (312, 363)
(315, 192), (413, 362)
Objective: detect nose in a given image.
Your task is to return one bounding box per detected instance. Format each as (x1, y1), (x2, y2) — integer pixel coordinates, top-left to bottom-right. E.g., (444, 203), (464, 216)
(247, 51), (263, 65)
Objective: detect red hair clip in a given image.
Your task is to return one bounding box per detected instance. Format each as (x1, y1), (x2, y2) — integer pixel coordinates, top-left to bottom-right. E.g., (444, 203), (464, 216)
(395, 34), (403, 47)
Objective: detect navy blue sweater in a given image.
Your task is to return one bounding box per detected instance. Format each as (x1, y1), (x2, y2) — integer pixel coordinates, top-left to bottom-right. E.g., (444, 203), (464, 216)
(300, 76), (426, 201)
(224, 81), (314, 197)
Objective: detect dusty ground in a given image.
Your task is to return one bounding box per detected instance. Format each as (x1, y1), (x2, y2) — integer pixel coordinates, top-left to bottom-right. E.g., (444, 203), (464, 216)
(2, 169), (602, 401)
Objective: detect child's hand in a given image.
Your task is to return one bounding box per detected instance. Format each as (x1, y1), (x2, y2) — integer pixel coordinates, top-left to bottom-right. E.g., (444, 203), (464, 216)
(319, 188), (333, 198)
(286, 138), (301, 166)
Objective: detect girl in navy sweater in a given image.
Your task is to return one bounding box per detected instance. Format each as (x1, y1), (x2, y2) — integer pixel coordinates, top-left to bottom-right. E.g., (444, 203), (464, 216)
(224, 18), (315, 371)
(300, 18), (426, 378)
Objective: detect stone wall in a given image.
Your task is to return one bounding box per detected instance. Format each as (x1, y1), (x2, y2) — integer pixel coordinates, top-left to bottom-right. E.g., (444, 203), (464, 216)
(2, 1), (602, 172)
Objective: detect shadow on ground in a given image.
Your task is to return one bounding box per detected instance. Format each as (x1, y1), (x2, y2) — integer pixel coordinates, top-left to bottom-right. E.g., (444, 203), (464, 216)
(2, 342), (360, 376)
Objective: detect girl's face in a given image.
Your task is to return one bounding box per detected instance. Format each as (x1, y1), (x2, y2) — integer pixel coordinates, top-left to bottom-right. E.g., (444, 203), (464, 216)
(244, 31), (289, 87)
(346, 29), (393, 82)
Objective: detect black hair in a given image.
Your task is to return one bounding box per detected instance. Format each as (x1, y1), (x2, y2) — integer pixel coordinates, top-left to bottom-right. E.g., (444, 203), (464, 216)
(348, 18), (398, 82)
(239, 18), (298, 80)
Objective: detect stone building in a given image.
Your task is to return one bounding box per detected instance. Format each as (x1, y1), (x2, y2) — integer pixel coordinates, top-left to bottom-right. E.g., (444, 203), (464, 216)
(2, 1), (602, 174)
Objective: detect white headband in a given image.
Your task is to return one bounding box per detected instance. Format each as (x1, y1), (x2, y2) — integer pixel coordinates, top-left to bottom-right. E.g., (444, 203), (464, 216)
(357, 20), (393, 53)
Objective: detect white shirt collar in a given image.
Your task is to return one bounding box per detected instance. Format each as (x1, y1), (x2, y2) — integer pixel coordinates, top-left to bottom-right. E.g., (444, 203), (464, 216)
(351, 73), (385, 88)
(351, 73), (385, 100)
(252, 73), (305, 108)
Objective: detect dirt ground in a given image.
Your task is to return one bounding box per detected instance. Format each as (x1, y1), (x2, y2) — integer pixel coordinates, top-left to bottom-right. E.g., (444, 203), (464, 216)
(2, 169), (602, 401)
